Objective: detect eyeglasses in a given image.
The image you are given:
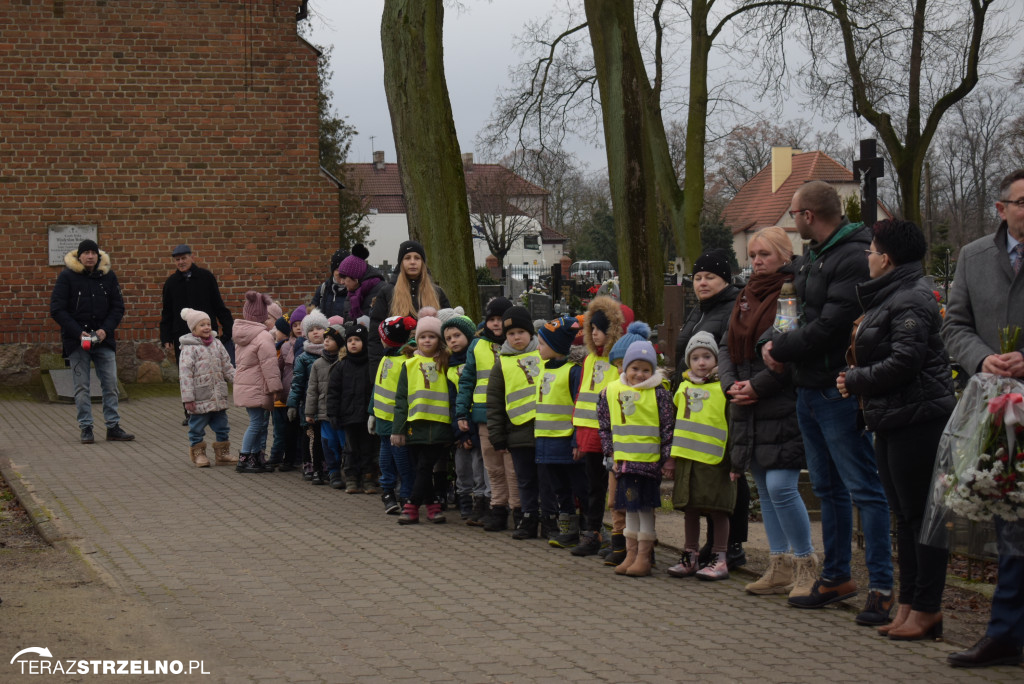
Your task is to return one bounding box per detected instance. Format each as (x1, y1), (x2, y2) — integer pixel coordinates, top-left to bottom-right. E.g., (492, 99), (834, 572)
(864, 249), (885, 257)
(999, 197), (1024, 208)
(788, 208), (809, 219)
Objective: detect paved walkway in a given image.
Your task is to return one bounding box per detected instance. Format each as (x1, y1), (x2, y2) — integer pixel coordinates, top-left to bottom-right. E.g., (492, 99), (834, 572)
(1, 396), (1018, 683)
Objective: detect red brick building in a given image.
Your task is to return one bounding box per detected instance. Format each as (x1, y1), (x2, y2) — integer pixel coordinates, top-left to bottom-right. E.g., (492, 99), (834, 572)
(0, 1), (338, 383)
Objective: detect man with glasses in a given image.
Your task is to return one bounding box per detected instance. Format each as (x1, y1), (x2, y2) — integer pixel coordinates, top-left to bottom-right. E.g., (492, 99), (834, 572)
(943, 169), (1024, 668)
(762, 181), (895, 626)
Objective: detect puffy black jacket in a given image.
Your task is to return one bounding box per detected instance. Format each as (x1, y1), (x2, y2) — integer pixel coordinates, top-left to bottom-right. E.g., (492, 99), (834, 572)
(673, 284), (739, 374)
(325, 353), (372, 428)
(159, 264), (233, 345)
(50, 250), (125, 354)
(368, 273), (450, 373)
(771, 220), (870, 389)
(311, 277), (350, 320)
(844, 263), (955, 431)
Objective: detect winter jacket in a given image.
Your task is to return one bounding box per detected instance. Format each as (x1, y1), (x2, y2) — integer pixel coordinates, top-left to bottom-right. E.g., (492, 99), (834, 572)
(231, 319), (283, 409)
(326, 353), (372, 428)
(718, 284), (805, 474)
(305, 349), (338, 422)
(287, 343), (322, 410)
(674, 284), (739, 374)
(447, 349), (478, 447)
(942, 221), (1024, 376)
(278, 338), (297, 395)
(346, 265), (388, 320)
(368, 273), (450, 372)
(160, 264), (233, 345)
(391, 353), (457, 445)
(844, 263), (956, 431)
(486, 337), (541, 451)
(534, 357), (583, 465)
(310, 277), (349, 320)
(177, 332), (235, 414)
(597, 369), (675, 479)
(455, 336), (502, 424)
(770, 220), (871, 389)
(49, 249), (125, 354)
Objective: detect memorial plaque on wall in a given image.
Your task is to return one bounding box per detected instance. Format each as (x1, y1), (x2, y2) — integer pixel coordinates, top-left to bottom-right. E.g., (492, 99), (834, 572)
(48, 224), (98, 266)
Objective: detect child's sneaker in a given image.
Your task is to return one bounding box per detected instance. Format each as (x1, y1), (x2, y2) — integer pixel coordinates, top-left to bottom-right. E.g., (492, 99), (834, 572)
(381, 490), (401, 515)
(328, 472), (344, 489)
(310, 471), (325, 486)
(345, 476), (363, 494)
(426, 503), (446, 524)
(666, 549), (700, 578)
(696, 552), (729, 581)
(398, 503), (419, 525)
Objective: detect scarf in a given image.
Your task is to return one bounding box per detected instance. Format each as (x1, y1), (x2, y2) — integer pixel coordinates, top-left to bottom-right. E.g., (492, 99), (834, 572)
(347, 276), (382, 319)
(727, 271), (791, 364)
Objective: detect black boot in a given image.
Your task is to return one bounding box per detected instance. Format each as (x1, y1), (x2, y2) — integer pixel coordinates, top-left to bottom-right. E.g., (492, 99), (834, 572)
(726, 542), (747, 569)
(511, 507), (524, 532)
(482, 505), (509, 532)
(382, 490), (401, 515)
(466, 496), (488, 527)
(252, 451), (268, 473)
(236, 453), (262, 474)
(549, 514), (581, 549)
(540, 515), (560, 540)
(604, 533), (627, 566)
(571, 530), (603, 557)
(511, 512), (540, 540)
(458, 493), (474, 520)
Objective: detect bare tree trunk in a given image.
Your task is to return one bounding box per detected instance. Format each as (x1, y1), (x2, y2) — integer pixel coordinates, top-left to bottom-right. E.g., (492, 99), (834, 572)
(584, 0), (664, 324)
(680, 1), (711, 266)
(381, 0), (480, 320)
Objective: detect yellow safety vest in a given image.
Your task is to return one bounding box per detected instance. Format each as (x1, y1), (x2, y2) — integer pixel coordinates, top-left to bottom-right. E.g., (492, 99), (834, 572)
(472, 339), (500, 407)
(372, 354), (405, 421)
(573, 353), (614, 428)
(606, 382), (661, 463)
(405, 355), (451, 424)
(447, 363), (465, 387)
(500, 350), (543, 425)
(535, 361), (576, 437)
(671, 379), (728, 464)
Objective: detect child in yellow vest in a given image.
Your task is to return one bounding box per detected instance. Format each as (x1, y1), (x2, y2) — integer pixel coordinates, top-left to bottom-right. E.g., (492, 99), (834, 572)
(666, 331), (736, 581)
(597, 338), (674, 577)
(391, 310), (456, 525)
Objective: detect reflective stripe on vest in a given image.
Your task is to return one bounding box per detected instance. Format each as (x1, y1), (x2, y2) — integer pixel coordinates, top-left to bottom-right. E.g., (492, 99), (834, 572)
(573, 354), (614, 428)
(500, 350), (543, 425)
(606, 382), (661, 462)
(405, 355), (451, 424)
(535, 362), (576, 437)
(372, 354), (405, 421)
(472, 340), (500, 405)
(670, 380), (728, 464)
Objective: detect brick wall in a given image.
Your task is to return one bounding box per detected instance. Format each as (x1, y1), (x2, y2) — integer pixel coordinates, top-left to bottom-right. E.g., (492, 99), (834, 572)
(0, 0), (338, 383)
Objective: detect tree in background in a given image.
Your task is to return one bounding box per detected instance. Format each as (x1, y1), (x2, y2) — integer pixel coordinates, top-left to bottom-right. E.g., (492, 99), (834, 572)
(380, 0), (480, 319)
(466, 162), (545, 272)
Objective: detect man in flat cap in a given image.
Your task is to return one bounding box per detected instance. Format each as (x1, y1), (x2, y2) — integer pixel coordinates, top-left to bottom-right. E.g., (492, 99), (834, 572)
(160, 244), (234, 424)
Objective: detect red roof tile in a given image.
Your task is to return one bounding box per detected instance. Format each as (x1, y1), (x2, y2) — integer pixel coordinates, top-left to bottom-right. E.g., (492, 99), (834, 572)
(540, 223), (568, 243)
(721, 151), (854, 235)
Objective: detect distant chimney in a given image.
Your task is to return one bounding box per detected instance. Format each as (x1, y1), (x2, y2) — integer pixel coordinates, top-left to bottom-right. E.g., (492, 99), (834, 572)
(373, 150), (385, 170)
(771, 146), (793, 194)
(462, 152), (474, 172)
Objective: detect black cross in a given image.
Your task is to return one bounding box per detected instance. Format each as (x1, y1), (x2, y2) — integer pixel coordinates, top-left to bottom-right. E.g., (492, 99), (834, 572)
(853, 139), (884, 226)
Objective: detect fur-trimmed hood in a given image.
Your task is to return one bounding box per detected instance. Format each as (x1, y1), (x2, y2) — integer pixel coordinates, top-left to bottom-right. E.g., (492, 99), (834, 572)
(618, 367), (667, 390)
(583, 295), (624, 355)
(64, 249), (111, 275)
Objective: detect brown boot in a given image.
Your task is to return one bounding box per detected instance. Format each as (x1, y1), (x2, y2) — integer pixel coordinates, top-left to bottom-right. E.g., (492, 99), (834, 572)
(213, 441), (235, 465)
(878, 603), (912, 636)
(745, 554), (795, 595)
(625, 533), (655, 577)
(615, 531), (639, 575)
(191, 442), (210, 468)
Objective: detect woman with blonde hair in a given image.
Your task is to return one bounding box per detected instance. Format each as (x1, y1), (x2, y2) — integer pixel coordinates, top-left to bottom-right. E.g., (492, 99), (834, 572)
(368, 240), (450, 372)
(717, 226), (817, 599)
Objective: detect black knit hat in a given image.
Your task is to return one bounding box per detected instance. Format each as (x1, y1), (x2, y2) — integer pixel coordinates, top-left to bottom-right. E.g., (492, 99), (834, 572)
(274, 317), (290, 336)
(330, 248), (350, 274)
(692, 248), (732, 283)
(379, 315), (418, 348)
(344, 321), (369, 344)
(397, 240), (426, 263)
(484, 296), (514, 320)
(77, 239), (100, 255)
(502, 305), (535, 336)
(538, 315), (580, 356)
(324, 324), (346, 347)
(590, 309), (610, 334)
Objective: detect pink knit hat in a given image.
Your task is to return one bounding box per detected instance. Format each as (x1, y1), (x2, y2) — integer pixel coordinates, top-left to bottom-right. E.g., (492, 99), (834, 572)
(415, 307), (442, 341)
(242, 291), (272, 322)
(267, 300), (283, 322)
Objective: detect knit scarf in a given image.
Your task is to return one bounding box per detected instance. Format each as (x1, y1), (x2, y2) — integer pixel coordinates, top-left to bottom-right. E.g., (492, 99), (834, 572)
(347, 276), (383, 319)
(727, 271), (791, 364)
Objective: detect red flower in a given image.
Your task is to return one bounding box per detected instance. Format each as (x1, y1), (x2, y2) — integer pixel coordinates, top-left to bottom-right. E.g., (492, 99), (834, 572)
(988, 392), (1024, 426)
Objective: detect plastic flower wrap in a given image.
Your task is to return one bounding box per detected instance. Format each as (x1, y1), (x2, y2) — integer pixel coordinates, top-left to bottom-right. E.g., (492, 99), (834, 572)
(922, 372), (1024, 556)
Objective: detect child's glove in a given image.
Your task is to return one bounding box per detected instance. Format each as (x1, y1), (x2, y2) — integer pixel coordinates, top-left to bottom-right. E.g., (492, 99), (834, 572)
(367, 415), (376, 435)
(287, 407), (297, 422)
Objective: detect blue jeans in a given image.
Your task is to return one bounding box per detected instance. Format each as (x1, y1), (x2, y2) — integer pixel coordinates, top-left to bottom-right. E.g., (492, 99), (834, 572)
(796, 387), (892, 589)
(379, 436), (413, 499)
(751, 463), (814, 557)
(988, 518), (1024, 645)
(320, 422), (346, 476)
(454, 445), (489, 498)
(241, 407), (270, 455)
(68, 345), (120, 429)
(187, 410), (230, 446)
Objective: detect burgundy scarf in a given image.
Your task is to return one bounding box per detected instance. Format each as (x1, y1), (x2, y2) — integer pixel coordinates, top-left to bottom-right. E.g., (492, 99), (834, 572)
(727, 271), (792, 364)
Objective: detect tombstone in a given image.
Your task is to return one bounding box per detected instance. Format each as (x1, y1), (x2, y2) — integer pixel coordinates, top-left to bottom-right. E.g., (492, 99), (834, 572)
(527, 293), (553, 321)
(477, 284), (503, 314)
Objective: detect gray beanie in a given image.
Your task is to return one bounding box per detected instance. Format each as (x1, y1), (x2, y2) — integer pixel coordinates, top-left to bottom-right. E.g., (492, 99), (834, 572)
(685, 331), (719, 364)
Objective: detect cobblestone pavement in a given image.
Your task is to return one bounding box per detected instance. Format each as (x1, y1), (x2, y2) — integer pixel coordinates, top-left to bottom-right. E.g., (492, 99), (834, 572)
(2, 396), (1019, 683)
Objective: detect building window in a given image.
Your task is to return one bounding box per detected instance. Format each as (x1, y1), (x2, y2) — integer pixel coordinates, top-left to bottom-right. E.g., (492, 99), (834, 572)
(523, 235), (540, 250)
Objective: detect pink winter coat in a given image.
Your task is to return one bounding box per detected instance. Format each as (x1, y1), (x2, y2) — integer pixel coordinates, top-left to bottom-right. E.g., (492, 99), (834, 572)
(178, 332), (235, 414)
(232, 319), (283, 409)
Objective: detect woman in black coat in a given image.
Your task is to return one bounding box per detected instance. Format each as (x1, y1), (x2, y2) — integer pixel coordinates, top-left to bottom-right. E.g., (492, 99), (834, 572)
(671, 248), (748, 568)
(839, 219), (954, 641)
(719, 227), (815, 597)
